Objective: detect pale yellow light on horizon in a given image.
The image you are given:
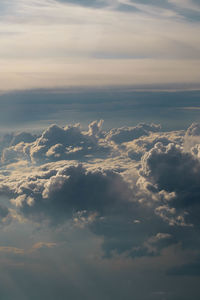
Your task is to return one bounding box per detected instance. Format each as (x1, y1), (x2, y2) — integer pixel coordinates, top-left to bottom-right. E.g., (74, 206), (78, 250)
(0, 58), (200, 91)
(0, 0), (200, 91)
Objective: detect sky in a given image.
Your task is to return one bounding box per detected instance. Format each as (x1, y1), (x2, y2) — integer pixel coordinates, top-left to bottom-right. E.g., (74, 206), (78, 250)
(0, 0), (200, 90)
(0, 1), (200, 300)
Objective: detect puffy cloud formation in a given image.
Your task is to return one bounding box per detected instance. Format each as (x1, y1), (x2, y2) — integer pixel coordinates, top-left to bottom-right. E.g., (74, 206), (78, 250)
(106, 123), (161, 144)
(139, 142), (200, 229)
(184, 122), (200, 151)
(9, 132), (36, 146)
(185, 122), (200, 137)
(1, 120), (200, 260)
(141, 143), (199, 195)
(10, 164), (132, 223)
(1, 160), (171, 257)
(124, 130), (184, 161)
(1, 121), (109, 164)
(0, 131), (36, 158)
(184, 123), (200, 156)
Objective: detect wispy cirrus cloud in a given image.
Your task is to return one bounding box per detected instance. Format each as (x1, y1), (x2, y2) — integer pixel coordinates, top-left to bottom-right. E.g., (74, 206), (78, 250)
(0, 0), (199, 90)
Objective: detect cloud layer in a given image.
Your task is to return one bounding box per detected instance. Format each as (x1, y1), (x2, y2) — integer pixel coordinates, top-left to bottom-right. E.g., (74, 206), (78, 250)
(0, 120), (199, 261)
(0, 0), (200, 90)
(0, 120), (200, 299)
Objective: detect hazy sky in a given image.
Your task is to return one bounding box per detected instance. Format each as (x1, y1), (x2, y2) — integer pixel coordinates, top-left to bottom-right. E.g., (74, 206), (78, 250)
(0, 2), (200, 300)
(0, 0), (200, 90)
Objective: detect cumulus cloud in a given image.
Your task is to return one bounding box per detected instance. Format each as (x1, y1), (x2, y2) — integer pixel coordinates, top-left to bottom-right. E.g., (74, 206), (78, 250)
(138, 141), (200, 233)
(0, 131), (36, 159)
(9, 132), (36, 146)
(8, 163), (133, 225)
(1, 121), (110, 164)
(0, 159), (154, 256)
(184, 122), (200, 151)
(106, 123), (161, 144)
(185, 122), (200, 137)
(0, 161), (170, 256)
(124, 130), (183, 161)
(0, 121), (200, 259)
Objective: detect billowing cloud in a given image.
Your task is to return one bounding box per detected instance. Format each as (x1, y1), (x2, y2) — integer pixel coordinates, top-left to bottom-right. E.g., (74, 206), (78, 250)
(0, 121), (200, 261)
(16, 164), (132, 223)
(184, 122), (200, 150)
(1, 121), (110, 164)
(0, 120), (170, 256)
(138, 141), (200, 239)
(3, 160), (171, 257)
(124, 130), (183, 160)
(106, 123), (161, 144)
(185, 122), (200, 136)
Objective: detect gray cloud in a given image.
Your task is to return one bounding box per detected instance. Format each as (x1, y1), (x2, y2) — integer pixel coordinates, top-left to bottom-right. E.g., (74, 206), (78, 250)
(0, 157), (170, 257)
(9, 132), (36, 146)
(137, 140), (200, 253)
(0, 131), (36, 163)
(1, 121), (200, 259)
(1, 121), (110, 164)
(125, 130), (183, 161)
(106, 123), (161, 144)
(185, 122), (200, 136)
(184, 123), (200, 151)
(141, 142), (200, 210)
(0, 204), (9, 224)
(0, 157), (174, 257)
(9, 164), (132, 223)
(1, 121), (161, 165)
